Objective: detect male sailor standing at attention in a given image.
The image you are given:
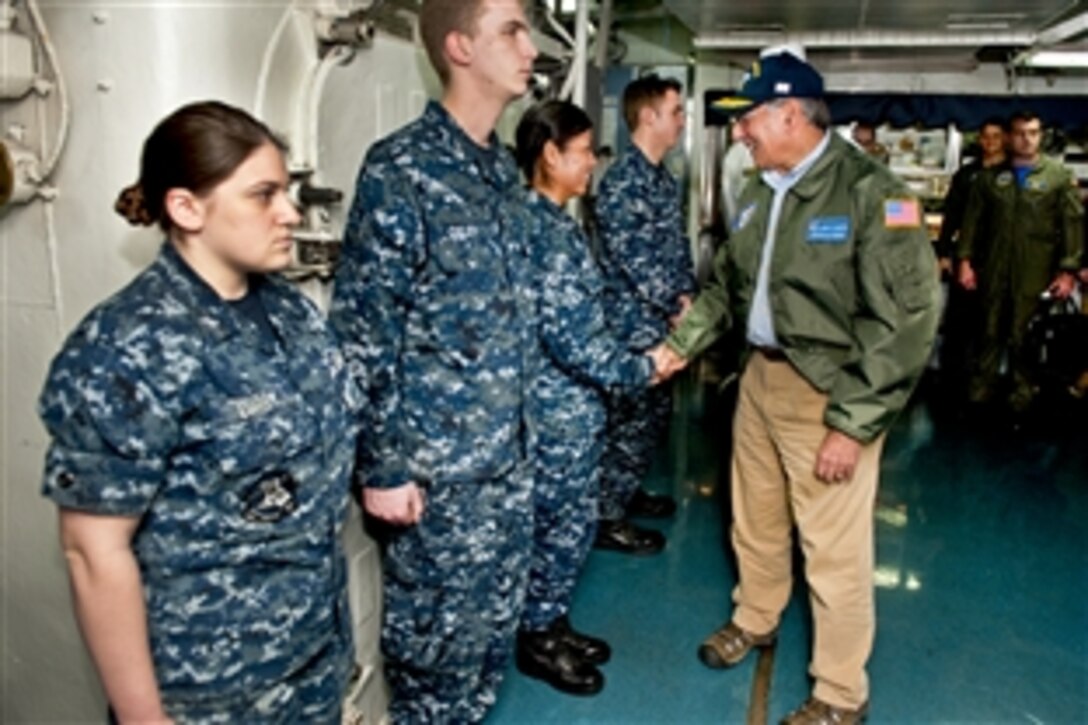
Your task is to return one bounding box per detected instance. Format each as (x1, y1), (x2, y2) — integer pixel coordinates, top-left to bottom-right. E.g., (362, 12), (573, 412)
(329, 0), (539, 721)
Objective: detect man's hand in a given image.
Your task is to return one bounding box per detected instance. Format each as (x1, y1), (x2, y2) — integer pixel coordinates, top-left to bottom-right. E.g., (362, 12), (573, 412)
(364, 482), (425, 525)
(957, 259), (977, 291)
(1078, 268), (1088, 285)
(669, 294), (693, 330)
(1047, 271), (1077, 300)
(647, 343), (688, 384)
(814, 430), (862, 484)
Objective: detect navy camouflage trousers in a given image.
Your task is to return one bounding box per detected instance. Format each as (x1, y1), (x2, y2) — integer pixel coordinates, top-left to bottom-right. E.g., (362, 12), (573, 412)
(521, 426), (604, 632)
(145, 630), (351, 724)
(598, 383), (672, 522)
(378, 466), (532, 724)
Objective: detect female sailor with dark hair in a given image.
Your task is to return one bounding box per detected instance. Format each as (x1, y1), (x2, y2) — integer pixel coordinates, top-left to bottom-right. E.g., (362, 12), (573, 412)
(513, 99), (665, 696)
(38, 101), (360, 723)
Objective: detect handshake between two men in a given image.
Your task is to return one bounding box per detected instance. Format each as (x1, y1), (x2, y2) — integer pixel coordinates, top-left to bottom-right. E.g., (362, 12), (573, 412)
(645, 343), (689, 385)
(644, 293), (693, 385)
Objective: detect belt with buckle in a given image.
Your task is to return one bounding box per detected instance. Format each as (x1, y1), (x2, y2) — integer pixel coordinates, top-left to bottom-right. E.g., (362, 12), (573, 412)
(753, 346), (787, 361)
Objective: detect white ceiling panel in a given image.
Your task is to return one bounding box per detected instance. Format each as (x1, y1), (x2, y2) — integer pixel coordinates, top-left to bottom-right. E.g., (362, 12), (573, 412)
(663, 0), (1079, 36)
(649, 0), (1087, 69)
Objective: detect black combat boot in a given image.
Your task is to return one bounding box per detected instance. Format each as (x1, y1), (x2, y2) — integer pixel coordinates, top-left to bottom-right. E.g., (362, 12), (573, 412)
(593, 518), (665, 555)
(551, 615), (611, 665)
(516, 628), (605, 696)
(626, 487), (677, 518)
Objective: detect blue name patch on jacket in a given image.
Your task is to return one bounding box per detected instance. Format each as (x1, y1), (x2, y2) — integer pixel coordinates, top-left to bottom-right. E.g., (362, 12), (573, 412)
(806, 216), (851, 244)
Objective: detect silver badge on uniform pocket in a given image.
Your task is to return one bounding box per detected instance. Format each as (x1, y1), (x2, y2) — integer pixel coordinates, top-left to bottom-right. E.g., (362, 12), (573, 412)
(227, 392), (279, 420)
(242, 472), (299, 523)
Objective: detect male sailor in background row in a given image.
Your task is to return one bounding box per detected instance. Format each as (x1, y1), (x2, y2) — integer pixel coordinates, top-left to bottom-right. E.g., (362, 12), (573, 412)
(593, 74), (695, 555)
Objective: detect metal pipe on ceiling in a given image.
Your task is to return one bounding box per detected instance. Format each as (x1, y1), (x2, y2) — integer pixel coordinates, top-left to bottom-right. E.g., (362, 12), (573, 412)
(572, 0), (589, 106)
(693, 29), (1037, 50)
(594, 0), (613, 69)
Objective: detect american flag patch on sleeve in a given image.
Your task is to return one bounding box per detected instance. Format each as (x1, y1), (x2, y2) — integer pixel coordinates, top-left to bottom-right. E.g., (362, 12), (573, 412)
(884, 199), (921, 228)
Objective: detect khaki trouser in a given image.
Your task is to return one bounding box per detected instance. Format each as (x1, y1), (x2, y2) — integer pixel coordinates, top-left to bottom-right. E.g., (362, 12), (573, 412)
(730, 351), (884, 709)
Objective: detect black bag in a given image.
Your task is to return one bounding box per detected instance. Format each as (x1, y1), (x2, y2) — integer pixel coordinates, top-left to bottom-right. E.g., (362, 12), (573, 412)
(1024, 296), (1088, 387)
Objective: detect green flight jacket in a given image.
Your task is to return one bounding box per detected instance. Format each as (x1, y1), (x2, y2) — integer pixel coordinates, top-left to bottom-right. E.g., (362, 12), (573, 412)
(668, 134), (941, 443)
(936, 159), (986, 260)
(957, 156), (1083, 298)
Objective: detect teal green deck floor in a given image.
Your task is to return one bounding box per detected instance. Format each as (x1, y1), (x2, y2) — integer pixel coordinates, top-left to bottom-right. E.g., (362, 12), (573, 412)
(489, 377), (1088, 723)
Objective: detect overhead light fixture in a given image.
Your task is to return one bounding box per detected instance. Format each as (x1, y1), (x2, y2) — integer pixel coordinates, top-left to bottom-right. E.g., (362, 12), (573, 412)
(944, 12), (1023, 31)
(945, 22), (1011, 31)
(1022, 50), (1088, 68)
(946, 12), (1025, 22)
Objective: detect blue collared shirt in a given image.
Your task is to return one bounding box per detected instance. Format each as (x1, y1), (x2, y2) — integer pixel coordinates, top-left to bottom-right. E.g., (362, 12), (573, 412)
(746, 131), (832, 348)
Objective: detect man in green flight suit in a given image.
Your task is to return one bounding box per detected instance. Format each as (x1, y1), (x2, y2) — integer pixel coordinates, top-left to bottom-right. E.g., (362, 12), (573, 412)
(655, 49), (941, 724)
(934, 118), (1006, 396)
(957, 110), (1084, 417)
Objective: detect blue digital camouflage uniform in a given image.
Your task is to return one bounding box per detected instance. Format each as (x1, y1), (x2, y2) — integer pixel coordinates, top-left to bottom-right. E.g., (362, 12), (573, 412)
(595, 145), (695, 521)
(39, 243), (359, 723)
(329, 100), (537, 724)
(522, 190), (653, 631)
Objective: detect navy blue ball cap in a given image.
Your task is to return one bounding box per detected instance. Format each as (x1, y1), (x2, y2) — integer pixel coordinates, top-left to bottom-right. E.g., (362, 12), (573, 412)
(714, 52), (824, 114)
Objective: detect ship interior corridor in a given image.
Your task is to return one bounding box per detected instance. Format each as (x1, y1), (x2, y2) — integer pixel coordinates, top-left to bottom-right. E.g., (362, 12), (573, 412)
(490, 373), (1088, 723)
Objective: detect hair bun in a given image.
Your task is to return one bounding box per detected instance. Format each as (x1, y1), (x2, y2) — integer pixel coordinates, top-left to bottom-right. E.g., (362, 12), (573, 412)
(114, 183), (156, 226)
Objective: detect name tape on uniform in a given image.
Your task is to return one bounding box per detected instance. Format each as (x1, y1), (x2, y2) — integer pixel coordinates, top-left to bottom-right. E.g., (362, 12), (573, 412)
(806, 216), (851, 244)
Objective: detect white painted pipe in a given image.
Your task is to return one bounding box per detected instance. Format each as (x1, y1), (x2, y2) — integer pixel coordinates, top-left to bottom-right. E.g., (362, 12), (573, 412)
(594, 0), (612, 70)
(255, 5), (294, 120)
(26, 0), (69, 179)
(571, 0), (588, 107)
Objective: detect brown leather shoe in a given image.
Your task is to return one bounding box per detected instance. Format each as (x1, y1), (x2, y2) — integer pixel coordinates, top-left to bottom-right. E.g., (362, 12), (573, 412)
(697, 621), (776, 668)
(781, 697), (868, 725)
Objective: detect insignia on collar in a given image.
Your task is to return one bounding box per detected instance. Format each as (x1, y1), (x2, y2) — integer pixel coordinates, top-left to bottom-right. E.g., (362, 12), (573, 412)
(734, 202), (757, 232)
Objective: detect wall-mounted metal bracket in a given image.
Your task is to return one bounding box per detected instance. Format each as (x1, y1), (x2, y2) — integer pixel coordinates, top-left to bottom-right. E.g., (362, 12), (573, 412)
(315, 0), (416, 55)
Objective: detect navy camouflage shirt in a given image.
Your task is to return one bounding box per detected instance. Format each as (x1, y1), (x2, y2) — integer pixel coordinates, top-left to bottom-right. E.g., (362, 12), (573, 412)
(595, 145), (695, 349)
(526, 190), (652, 433)
(39, 243), (359, 714)
(330, 100), (537, 489)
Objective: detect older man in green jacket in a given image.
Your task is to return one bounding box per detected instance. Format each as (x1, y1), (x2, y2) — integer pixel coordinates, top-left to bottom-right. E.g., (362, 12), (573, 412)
(957, 110), (1083, 416)
(658, 51), (940, 724)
